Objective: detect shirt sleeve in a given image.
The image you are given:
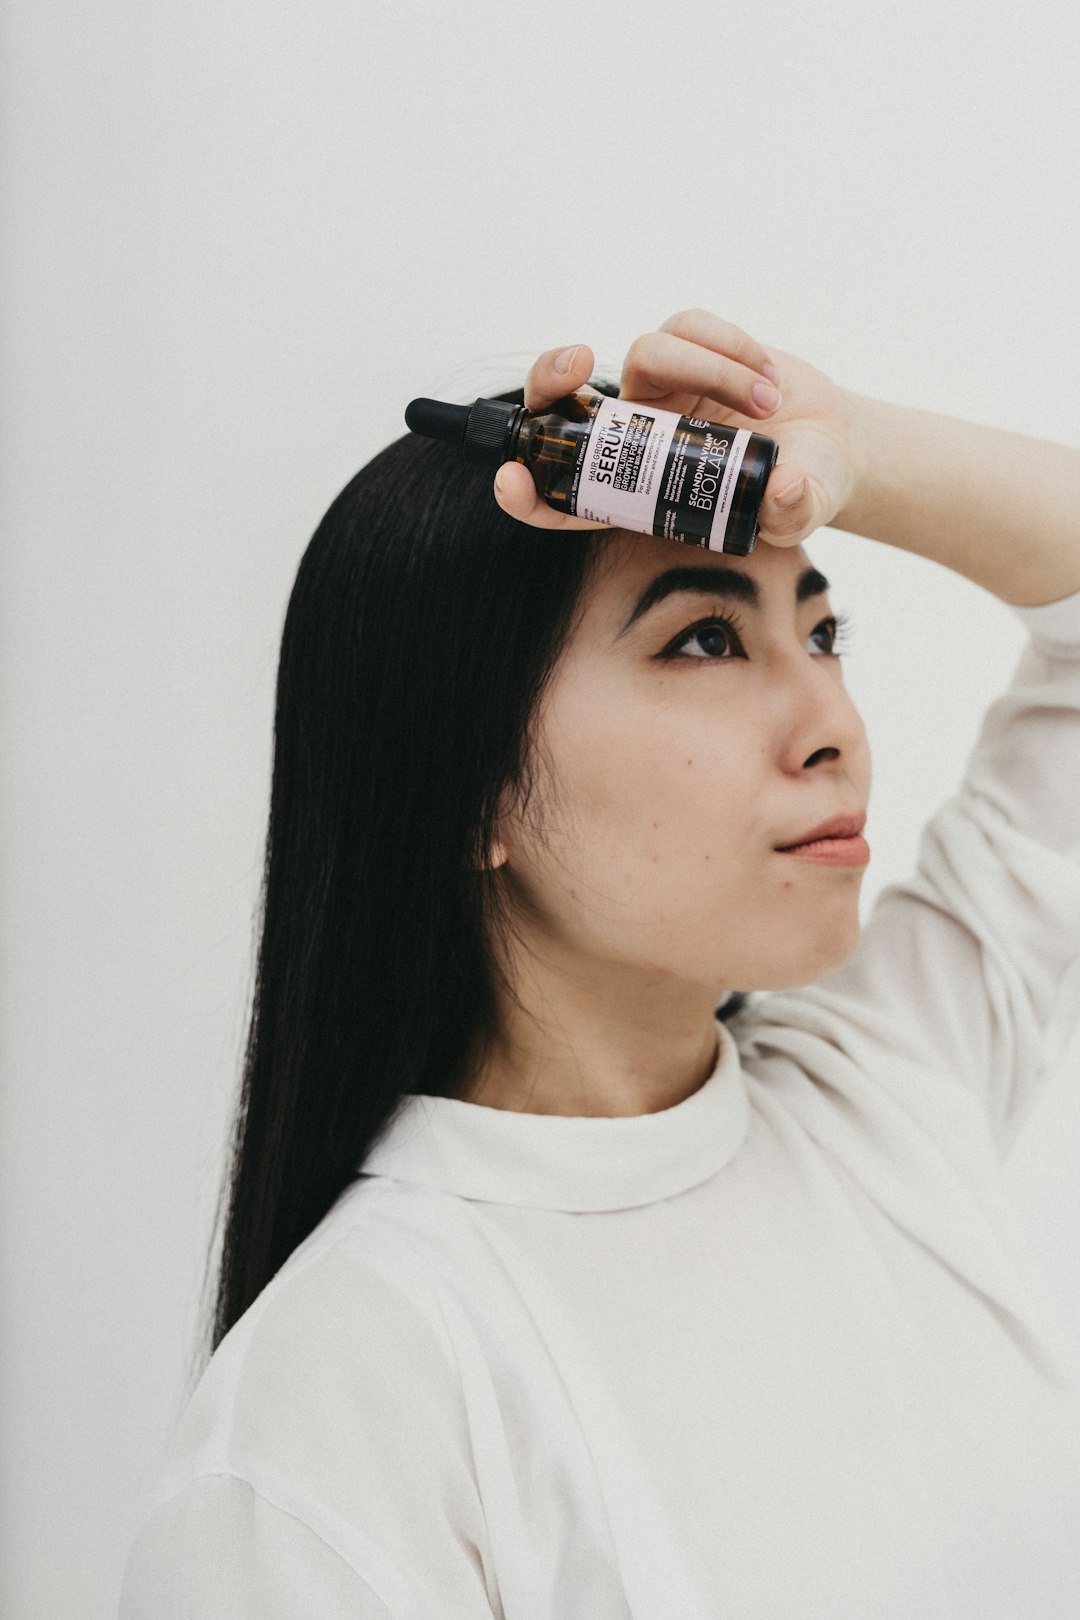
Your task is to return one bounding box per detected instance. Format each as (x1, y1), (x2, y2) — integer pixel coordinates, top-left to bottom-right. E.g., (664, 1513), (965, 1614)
(753, 581), (1080, 1166)
(118, 1473), (396, 1620)
(117, 1234), (502, 1620)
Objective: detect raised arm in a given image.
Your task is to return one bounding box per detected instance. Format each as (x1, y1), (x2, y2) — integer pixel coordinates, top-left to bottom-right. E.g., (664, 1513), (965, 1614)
(832, 390), (1080, 607)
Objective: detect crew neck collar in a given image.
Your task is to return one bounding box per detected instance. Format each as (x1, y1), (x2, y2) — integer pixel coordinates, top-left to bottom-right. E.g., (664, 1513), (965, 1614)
(359, 1016), (749, 1212)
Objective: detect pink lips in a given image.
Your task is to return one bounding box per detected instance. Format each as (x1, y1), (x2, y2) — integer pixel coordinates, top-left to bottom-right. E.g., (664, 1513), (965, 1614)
(776, 811), (867, 849)
(775, 811), (870, 867)
(777, 834), (871, 866)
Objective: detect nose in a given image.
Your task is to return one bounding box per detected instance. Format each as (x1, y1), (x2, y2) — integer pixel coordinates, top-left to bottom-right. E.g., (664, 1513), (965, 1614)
(781, 659), (866, 773)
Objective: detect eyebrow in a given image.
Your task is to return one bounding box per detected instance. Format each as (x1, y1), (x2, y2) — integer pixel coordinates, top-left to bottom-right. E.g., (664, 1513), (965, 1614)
(617, 562), (831, 639)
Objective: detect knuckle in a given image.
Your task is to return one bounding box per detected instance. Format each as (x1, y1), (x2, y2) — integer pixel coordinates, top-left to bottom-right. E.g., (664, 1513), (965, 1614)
(626, 330), (664, 371)
(658, 307), (697, 334)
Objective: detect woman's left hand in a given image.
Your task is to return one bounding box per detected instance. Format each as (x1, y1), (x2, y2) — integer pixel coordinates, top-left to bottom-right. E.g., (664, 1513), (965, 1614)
(492, 307), (866, 549)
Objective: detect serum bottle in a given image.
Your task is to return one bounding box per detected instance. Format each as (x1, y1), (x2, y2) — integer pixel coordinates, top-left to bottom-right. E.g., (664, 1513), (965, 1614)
(404, 383), (780, 556)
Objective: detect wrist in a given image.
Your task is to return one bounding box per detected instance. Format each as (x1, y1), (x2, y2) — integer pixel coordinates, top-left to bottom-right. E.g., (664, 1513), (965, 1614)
(832, 387), (883, 538)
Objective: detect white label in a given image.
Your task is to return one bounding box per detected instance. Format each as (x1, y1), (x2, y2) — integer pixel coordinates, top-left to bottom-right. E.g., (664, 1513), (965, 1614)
(574, 394), (753, 551)
(575, 396), (680, 530)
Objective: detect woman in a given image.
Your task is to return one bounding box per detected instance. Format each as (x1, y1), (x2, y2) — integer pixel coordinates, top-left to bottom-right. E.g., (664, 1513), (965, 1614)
(120, 311), (1080, 1617)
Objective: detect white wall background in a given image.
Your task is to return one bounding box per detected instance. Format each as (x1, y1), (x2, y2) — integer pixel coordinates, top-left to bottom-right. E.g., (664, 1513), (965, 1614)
(2, 2), (1078, 1614)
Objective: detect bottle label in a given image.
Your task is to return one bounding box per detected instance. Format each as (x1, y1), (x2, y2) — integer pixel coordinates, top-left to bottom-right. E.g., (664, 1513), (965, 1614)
(573, 394), (752, 551)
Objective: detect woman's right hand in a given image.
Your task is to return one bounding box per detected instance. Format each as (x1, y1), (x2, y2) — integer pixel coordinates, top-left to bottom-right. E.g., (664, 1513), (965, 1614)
(492, 309), (867, 551)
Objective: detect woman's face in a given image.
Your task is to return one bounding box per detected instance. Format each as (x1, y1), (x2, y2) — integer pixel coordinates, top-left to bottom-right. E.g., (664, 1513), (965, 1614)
(495, 531), (873, 998)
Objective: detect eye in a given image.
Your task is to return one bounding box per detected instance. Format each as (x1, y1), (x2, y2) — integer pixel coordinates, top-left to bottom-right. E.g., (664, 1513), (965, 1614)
(657, 609), (854, 662)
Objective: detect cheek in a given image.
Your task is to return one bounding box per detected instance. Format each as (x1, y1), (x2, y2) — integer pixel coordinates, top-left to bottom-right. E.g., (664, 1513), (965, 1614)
(543, 726), (778, 982)
(553, 697), (763, 901)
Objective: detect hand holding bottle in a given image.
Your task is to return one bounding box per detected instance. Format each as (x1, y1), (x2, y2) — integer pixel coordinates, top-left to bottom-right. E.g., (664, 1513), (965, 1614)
(491, 309), (866, 550)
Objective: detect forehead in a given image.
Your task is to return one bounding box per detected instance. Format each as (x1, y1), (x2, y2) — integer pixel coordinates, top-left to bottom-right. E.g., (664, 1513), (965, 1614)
(589, 531), (821, 625)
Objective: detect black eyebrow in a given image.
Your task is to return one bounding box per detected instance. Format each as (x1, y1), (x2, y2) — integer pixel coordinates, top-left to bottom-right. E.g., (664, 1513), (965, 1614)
(617, 562), (831, 639)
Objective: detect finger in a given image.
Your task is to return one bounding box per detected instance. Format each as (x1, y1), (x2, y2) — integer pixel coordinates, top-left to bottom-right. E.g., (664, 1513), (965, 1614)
(619, 328), (782, 421)
(657, 308), (779, 384)
(523, 343), (596, 413)
(491, 457), (609, 532)
(758, 469), (813, 546)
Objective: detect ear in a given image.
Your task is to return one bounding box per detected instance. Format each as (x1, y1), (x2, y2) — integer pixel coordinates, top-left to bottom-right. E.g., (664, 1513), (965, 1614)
(477, 782), (516, 871)
(472, 838), (508, 872)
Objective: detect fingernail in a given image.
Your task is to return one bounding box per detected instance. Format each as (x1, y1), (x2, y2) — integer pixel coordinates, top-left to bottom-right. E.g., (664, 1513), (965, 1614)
(554, 345), (580, 374)
(752, 381), (780, 411)
(773, 477), (805, 508)
(494, 467), (507, 494)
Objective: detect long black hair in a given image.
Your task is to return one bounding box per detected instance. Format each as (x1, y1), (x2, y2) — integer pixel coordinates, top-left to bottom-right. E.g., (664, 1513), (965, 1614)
(192, 378), (750, 1392)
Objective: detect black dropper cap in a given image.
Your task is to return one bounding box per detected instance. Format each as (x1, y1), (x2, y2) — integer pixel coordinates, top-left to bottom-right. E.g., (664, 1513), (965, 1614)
(405, 396), (521, 465)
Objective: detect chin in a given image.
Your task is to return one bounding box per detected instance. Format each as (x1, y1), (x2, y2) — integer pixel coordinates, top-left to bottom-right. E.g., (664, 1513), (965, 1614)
(760, 915), (864, 993)
(814, 914), (864, 980)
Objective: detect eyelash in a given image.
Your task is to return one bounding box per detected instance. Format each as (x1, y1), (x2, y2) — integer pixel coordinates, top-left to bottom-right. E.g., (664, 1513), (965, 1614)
(658, 608), (854, 662)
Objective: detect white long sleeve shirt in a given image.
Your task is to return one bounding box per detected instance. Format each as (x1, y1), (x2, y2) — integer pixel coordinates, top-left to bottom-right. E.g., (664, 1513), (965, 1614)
(120, 585), (1080, 1620)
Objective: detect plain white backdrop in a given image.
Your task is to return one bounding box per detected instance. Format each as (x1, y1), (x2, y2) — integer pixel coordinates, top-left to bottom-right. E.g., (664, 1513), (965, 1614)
(2, 2), (1078, 1615)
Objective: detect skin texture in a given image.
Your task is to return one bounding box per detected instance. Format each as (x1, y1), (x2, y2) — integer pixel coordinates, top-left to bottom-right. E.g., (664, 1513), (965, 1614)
(464, 535), (872, 1118)
(462, 313), (872, 1118)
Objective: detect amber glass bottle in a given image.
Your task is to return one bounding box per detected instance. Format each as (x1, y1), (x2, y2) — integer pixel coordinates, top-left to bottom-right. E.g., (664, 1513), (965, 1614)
(405, 383), (779, 555)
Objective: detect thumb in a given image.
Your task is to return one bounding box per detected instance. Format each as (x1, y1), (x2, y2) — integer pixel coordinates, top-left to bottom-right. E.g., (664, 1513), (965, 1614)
(758, 469), (812, 547)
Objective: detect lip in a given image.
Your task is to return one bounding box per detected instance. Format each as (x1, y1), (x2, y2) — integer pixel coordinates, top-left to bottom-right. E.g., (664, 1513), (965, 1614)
(775, 811), (867, 851)
(777, 834), (870, 867)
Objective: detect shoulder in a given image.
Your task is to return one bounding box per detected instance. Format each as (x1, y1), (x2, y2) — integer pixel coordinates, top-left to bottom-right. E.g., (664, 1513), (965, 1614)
(152, 1178), (469, 1509)
(125, 1181), (496, 1617)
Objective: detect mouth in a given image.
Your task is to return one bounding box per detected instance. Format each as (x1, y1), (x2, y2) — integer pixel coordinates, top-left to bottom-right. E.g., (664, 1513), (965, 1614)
(775, 831), (870, 866)
(774, 812), (867, 851)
